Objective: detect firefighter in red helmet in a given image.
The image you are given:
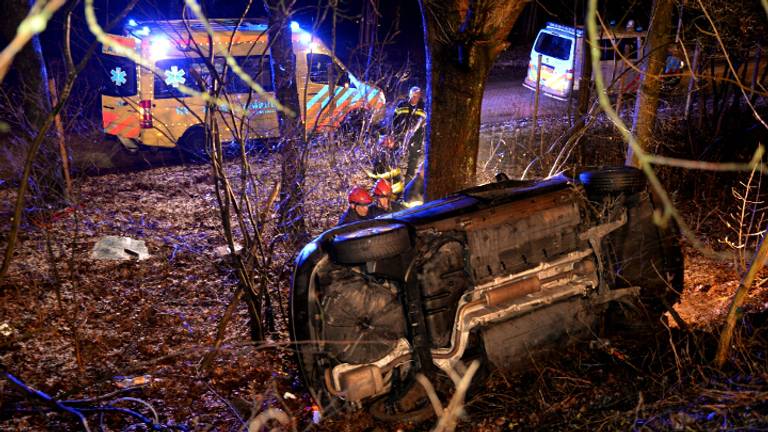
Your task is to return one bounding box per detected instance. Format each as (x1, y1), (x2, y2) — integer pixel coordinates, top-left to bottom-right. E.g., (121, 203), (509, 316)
(369, 179), (405, 217)
(337, 186), (375, 225)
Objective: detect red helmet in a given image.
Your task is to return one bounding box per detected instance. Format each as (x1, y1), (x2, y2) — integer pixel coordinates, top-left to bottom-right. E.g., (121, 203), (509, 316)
(348, 186), (373, 204)
(372, 179), (392, 197)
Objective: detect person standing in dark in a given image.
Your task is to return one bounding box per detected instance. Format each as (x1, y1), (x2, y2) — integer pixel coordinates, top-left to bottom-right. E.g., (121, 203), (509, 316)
(392, 86), (426, 184)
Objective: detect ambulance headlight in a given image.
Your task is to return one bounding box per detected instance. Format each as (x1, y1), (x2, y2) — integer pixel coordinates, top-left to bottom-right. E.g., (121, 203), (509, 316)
(150, 37), (171, 60)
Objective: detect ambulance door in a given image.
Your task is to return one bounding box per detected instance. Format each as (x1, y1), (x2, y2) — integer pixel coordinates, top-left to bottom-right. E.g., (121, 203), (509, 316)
(150, 57), (211, 147)
(525, 31), (575, 99)
(99, 51), (140, 144)
(225, 55), (279, 140)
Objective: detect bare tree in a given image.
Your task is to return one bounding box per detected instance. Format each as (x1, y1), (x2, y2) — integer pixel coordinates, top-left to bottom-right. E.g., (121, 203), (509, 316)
(626, 0), (674, 166)
(0, 0), (52, 127)
(418, 0), (528, 199)
(264, 0), (308, 247)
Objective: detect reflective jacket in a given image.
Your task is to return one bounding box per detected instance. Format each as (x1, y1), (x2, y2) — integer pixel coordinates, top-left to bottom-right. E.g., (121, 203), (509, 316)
(392, 99), (426, 140)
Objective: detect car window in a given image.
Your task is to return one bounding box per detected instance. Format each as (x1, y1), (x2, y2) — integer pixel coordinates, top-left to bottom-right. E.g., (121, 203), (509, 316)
(307, 53), (346, 84)
(225, 55), (274, 94)
(534, 33), (572, 61)
(100, 54), (137, 97)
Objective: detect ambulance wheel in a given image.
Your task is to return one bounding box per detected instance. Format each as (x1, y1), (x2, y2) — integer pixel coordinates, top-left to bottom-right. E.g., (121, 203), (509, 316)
(179, 126), (209, 161)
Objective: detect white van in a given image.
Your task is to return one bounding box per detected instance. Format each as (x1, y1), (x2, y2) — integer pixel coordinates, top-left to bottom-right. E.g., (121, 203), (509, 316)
(523, 22), (645, 100)
(99, 19), (386, 152)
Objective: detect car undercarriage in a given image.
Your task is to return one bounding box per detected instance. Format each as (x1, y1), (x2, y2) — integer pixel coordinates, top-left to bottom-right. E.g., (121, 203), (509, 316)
(290, 168), (683, 420)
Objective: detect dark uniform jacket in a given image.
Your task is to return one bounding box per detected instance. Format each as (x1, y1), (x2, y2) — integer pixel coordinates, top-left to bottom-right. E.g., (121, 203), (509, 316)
(337, 207), (371, 226)
(393, 99), (427, 139)
(392, 99), (427, 183)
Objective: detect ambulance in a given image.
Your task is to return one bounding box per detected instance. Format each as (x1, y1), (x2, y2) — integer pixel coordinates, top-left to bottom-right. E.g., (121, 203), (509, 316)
(99, 19), (386, 152)
(523, 22), (646, 100)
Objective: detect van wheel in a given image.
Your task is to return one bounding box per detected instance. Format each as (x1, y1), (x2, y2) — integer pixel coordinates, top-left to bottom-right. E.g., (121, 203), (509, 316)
(178, 126), (208, 162)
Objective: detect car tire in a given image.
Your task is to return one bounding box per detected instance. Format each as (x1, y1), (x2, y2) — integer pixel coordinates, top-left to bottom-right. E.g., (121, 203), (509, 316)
(579, 167), (646, 197)
(327, 223), (411, 265)
(178, 126), (208, 162)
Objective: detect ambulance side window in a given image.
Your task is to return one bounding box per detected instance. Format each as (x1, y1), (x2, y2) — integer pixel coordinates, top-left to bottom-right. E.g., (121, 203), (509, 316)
(226, 56), (273, 94)
(154, 59), (208, 99)
(307, 53), (344, 84)
(100, 54), (137, 96)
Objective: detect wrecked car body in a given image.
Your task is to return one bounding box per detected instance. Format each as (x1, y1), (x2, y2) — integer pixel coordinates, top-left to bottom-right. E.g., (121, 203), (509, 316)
(290, 168), (682, 415)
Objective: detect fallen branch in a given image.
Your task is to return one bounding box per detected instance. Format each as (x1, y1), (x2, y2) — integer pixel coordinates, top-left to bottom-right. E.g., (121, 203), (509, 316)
(715, 231), (768, 367)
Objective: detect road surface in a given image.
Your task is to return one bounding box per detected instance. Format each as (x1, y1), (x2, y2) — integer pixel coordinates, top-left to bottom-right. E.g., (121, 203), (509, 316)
(481, 76), (571, 124)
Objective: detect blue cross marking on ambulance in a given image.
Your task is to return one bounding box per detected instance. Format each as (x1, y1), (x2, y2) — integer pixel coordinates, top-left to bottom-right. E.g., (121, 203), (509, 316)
(164, 66), (186, 88)
(110, 67), (127, 86)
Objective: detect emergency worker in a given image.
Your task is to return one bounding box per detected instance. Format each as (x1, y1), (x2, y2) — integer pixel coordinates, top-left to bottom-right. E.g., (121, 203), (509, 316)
(369, 179), (405, 216)
(337, 186), (374, 225)
(367, 134), (404, 194)
(393, 86), (427, 184)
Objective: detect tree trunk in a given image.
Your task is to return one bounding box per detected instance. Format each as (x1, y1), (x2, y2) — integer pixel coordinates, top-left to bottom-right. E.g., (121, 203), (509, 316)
(264, 0), (308, 246)
(419, 1), (527, 200)
(0, 0), (52, 128)
(626, 0), (673, 166)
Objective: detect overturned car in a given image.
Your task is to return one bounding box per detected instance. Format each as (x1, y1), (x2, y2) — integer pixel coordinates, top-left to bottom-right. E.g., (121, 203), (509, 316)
(290, 168), (682, 416)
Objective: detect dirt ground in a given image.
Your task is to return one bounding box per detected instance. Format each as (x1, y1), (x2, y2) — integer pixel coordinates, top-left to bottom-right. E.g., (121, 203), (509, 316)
(1, 139), (768, 431)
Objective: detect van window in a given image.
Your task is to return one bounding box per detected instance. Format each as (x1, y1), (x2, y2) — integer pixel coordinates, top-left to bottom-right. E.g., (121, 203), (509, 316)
(225, 56), (273, 94)
(600, 38), (639, 61)
(154, 58), (209, 99)
(534, 33), (572, 61)
(307, 53), (345, 84)
(100, 54), (137, 97)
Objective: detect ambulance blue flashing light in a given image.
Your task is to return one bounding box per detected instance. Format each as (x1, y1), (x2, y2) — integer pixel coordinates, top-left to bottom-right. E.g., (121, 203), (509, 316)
(127, 18), (138, 27)
(290, 21), (300, 31)
(134, 26), (151, 36)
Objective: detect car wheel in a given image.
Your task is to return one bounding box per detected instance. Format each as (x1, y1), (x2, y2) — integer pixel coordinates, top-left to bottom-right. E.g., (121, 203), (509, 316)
(327, 223), (412, 265)
(292, 253), (409, 410)
(178, 126), (208, 162)
(578, 166), (646, 198)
